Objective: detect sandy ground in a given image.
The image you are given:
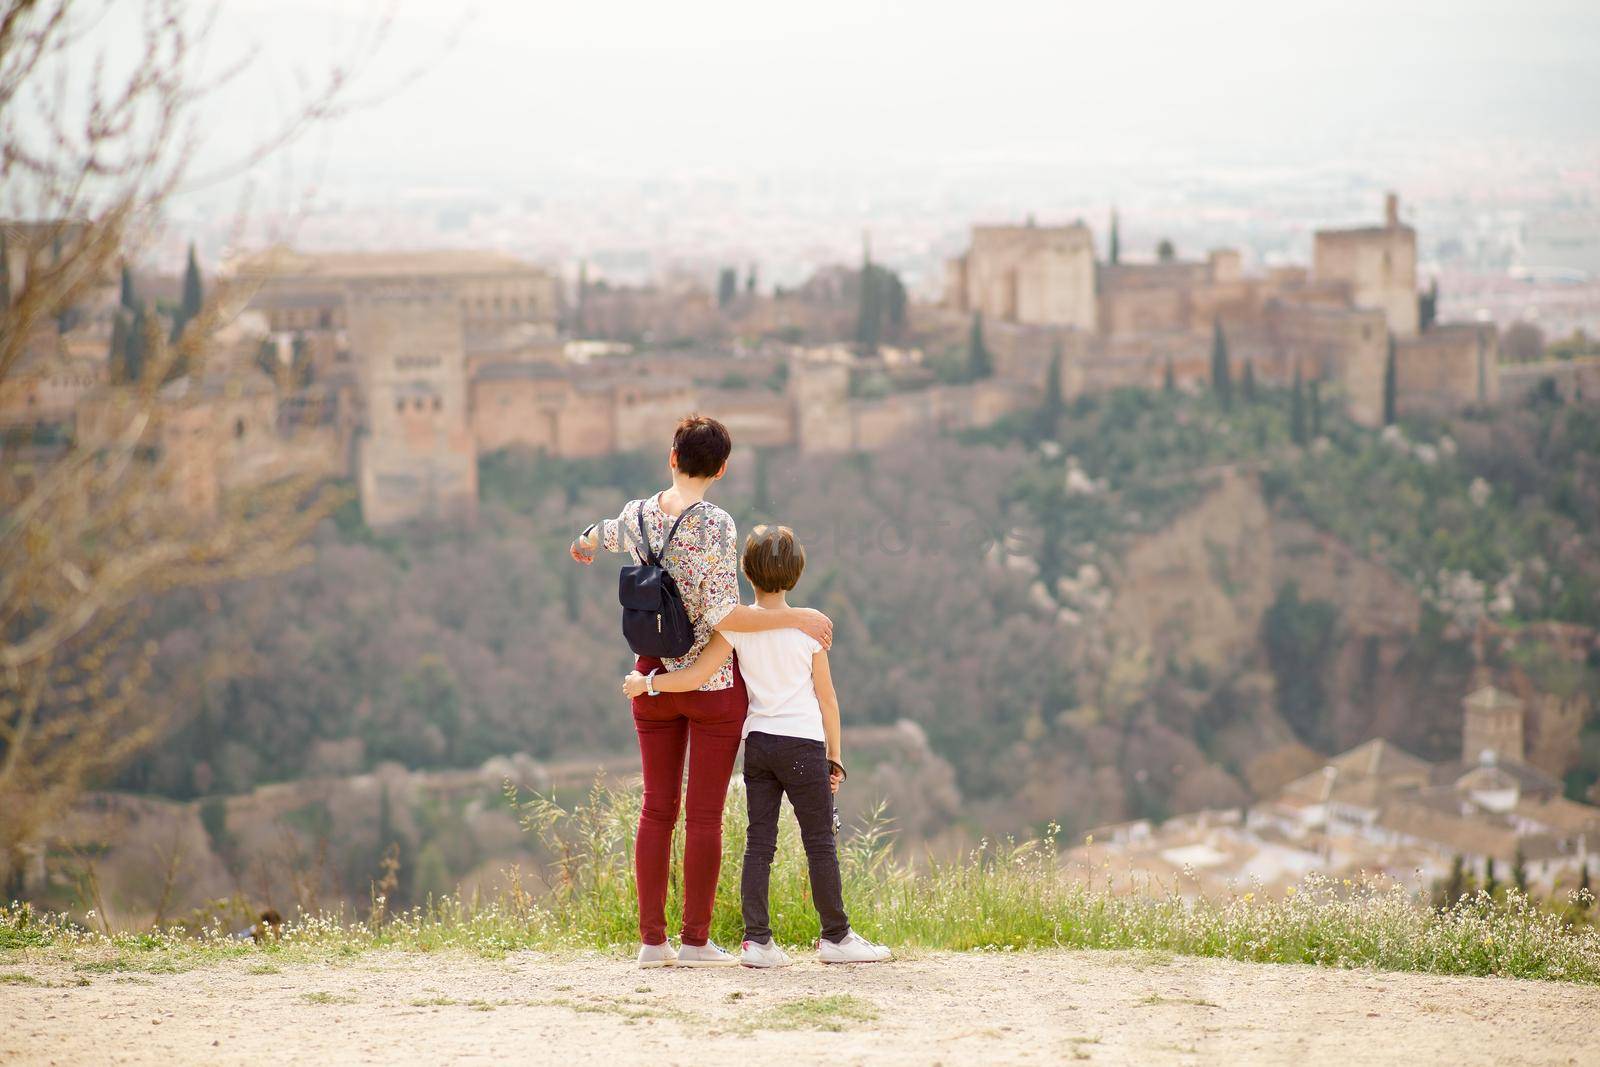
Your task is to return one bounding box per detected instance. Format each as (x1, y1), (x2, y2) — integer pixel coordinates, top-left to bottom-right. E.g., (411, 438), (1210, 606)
(3, 948), (1597, 1066)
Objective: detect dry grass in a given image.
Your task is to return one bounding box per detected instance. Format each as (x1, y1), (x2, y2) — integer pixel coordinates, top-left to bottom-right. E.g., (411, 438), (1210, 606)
(4, 783), (1599, 984)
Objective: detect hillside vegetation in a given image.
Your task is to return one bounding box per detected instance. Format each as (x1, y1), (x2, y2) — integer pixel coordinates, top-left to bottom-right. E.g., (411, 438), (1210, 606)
(106, 388), (1599, 845)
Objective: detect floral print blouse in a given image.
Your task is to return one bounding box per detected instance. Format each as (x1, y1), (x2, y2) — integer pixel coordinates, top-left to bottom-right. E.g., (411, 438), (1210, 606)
(601, 493), (739, 691)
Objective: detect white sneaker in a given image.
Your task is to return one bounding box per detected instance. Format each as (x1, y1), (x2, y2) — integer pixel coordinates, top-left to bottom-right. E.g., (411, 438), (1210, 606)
(675, 941), (738, 968)
(740, 938), (793, 968)
(637, 942), (678, 968)
(818, 930), (892, 964)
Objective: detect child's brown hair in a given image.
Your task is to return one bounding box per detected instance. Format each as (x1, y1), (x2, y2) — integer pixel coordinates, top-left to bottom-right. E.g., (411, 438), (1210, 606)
(742, 524), (806, 592)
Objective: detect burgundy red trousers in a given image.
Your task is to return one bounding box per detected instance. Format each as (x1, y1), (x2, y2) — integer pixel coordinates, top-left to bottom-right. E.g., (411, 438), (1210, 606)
(630, 655), (747, 946)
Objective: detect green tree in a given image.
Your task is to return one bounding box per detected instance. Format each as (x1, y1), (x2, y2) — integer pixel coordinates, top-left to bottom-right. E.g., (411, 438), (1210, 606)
(1581, 861), (1593, 909)
(1109, 209), (1120, 266)
(171, 242), (202, 340)
(1241, 358), (1257, 403)
(108, 310), (131, 382)
(1310, 379), (1322, 439)
(1261, 581), (1339, 747)
(1512, 846), (1528, 894)
(1485, 857), (1499, 900)
(1162, 357), (1175, 393)
(1157, 238), (1175, 262)
(1210, 319), (1232, 410)
(855, 246), (882, 352)
(1445, 853), (1467, 906)
(1418, 278), (1439, 332)
(1291, 363), (1308, 445)
(120, 263), (136, 311)
(125, 303), (148, 383)
(1037, 344), (1064, 440)
(1383, 334), (1398, 426)
(745, 263), (757, 295)
(967, 312), (993, 380)
(884, 268), (907, 341)
(575, 260), (589, 333)
(717, 267), (738, 309)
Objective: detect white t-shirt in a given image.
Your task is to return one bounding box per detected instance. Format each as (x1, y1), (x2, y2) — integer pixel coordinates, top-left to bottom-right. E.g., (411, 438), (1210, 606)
(721, 627), (825, 742)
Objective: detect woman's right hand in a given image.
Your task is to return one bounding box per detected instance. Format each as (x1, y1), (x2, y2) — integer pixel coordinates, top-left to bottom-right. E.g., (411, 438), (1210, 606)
(570, 528), (597, 565)
(795, 608), (834, 650)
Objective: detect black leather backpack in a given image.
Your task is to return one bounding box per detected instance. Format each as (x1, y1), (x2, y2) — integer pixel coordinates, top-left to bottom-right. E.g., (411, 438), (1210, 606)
(619, 500), (702, 659)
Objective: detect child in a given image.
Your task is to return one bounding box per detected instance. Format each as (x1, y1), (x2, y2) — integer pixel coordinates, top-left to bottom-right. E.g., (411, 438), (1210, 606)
(623, 524), (891, 967)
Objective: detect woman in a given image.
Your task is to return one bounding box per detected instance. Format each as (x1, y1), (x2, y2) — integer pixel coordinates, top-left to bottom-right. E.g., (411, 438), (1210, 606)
(570, 414), (832, 967)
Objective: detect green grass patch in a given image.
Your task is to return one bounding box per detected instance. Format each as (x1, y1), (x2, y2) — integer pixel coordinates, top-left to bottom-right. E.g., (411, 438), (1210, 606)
(299, 991), (356, 1005)
(747, 994), (880, 1032)
(0, 971), (43, 985)
(5, 783), (1600, 985)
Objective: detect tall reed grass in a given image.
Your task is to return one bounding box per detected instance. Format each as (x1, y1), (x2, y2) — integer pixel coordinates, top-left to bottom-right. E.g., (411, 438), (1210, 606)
(4, 782), (1598, 984)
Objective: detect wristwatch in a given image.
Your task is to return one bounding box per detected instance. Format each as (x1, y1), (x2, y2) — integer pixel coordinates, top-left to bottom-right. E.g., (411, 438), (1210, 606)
(645, 668), (660, 696)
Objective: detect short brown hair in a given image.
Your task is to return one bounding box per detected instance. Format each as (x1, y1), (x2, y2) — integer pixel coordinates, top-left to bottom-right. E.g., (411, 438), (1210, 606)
(742, 524), (806, 592)
(672, 414), (732, 478)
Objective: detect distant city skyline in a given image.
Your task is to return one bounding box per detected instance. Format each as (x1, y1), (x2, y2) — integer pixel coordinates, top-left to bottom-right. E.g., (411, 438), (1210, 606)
(127, 1), (1600, 296)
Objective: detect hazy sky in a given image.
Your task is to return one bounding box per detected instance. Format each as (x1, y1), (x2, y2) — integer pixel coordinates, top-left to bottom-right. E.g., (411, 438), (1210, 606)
(199, 0), (1599, 190)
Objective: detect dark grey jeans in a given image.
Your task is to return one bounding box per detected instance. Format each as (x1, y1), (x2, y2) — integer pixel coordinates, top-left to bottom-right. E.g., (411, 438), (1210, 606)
(740, 731), (850, 944)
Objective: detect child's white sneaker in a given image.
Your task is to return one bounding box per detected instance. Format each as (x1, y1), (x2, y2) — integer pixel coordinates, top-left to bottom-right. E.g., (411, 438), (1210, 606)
(740, 938), (793, 968)
(676, 941), (739, 967)
(637, 942), (677, 968)
(818, 930), (891, 964)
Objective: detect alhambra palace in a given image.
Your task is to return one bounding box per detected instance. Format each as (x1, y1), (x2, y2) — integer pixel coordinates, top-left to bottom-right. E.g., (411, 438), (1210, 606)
(5, 194), (1592, 527)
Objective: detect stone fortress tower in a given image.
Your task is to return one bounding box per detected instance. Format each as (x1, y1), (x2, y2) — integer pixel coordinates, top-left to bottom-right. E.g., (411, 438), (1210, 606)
(945, 220), (1098, 331)
(1313, 192), (1419, 339)
(1461, 684), (1526, 766)
(348, 281), (478, 526)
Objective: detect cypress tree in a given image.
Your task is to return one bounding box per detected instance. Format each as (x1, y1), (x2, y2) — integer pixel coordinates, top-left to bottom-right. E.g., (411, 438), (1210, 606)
(172, 243), (202, 340)
(1109, 209), (1120, 266)
(1418, 278), (1438, 332)
(884, 270), (907, 342)
(967, 312), (992, 380)
(717, 267), (738, 309)
(1038, 344), (1064, 439)
(1383, 333), (1398, 426)
(108, 311), (130, 383)
(745, 263), (757, 295)
(125, 303), (148, 383)
(1157, 238), (1176, 263)
(1210, 319), (1232, 410)
(855, 240), (882, 353)
(1291, 364), (1308, 445)
(575, 260), (589, 333)
(1512, 846), (1528, 895)
(1484, 857), (1499, 900)
(1163, 356), (1175, 393)
(1310, 380), (1322, 439)
(120, 264), (136, 311)
(1446, 854), (1466, 906)
(1580, 861), (1592, 908)
(1242, 358), (1257, 403)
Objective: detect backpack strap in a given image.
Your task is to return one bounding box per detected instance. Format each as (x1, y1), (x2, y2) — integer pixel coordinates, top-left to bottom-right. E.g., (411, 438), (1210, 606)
(630, 497), (704, 566)
(659, 501), (703, 560)
(633, 500), (656, 566)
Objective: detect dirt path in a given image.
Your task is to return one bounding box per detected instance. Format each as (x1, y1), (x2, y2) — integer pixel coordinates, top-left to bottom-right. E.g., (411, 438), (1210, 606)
(4, 949), (1596, 1066)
